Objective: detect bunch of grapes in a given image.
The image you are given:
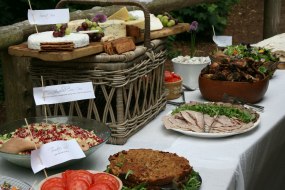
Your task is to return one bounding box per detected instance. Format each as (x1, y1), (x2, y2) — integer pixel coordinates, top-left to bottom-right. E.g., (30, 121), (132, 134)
(76, 19), (104, 42)
(157, 12), (179, 27)
(52, 23), (71, 37)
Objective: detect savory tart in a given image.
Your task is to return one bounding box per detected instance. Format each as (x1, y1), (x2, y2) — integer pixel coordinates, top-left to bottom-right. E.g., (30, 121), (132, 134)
(107, 149), (200, 189)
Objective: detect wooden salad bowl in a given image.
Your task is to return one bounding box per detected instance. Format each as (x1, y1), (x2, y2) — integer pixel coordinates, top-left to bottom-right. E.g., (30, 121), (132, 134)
(198, 75), (270, 103)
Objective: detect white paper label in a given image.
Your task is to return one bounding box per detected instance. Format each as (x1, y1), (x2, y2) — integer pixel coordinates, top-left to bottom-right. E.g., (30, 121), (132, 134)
(213, 35), (233, 47)
(31, 139), (85, 173)
(28, 9), (70, 25)
(33, 82), (95, 105)
(212, 25), (232, 47)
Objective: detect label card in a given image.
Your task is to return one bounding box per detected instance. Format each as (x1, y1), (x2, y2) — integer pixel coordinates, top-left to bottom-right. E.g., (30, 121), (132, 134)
(213, 35), (233, 47)
(33, 82), (95, 105)
(212, 25), (232, 47)
(28, 9), (69, 25)
(31, 139), (86, 173)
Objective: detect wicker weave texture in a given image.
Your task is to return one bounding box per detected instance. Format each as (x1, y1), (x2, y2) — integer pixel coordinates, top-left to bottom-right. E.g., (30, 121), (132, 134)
(29, 40), (167, 145)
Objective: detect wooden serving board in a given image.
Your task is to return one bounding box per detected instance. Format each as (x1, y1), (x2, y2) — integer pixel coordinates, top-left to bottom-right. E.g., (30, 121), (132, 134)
(8, 42), (104, 62)
(8, 23), (190, 62)
(137, 23), (190, 43)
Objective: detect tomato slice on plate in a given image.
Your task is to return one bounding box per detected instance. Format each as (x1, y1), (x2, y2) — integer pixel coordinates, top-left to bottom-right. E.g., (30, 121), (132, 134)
(92, 173), (120, 190)
(89, 183), (113, 190)
(64, 170), (93, 185)
(67, 178), (90, 190)
(41, 177), (65, 190)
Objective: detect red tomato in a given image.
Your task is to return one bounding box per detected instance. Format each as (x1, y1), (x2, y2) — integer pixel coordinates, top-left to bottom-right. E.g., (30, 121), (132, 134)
(64, 170), (93, 185)
(164, 71), (181, 82)
(164, 70), (173, 82)
(92, 173), (120, 189)
(89, 183), (113, 190)
(41, 177), (65, 190)
(171, 73), (181, 80)
(67, 178), (90, 190)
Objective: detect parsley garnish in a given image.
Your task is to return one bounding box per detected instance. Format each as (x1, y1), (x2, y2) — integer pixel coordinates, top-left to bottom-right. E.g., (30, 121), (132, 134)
(172, 103), (255, 123)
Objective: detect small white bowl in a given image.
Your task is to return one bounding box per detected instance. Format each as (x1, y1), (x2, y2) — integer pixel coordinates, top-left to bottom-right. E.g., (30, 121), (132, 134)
(172, 56), (210, 90)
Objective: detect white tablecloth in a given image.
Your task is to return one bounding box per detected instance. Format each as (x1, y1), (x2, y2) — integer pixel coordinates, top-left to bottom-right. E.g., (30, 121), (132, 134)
(1, 70), (285, 190)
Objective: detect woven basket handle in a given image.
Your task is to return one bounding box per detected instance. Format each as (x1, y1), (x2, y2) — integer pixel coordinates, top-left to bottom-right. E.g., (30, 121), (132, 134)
(56, 0), (151, 49)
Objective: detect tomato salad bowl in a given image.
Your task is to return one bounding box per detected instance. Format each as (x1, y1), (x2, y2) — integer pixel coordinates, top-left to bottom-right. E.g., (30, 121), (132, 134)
(38, 170), (123, 190)
(0, 116), (111, 169)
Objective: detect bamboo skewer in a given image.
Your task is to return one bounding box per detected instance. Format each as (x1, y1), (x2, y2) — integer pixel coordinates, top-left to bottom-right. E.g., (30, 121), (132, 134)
(27, 0), (38, 33)
(25, 118), (48, 178)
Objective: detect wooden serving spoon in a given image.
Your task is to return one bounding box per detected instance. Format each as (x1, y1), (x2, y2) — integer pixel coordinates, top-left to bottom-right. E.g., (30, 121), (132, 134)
(0, 138), (40, 154)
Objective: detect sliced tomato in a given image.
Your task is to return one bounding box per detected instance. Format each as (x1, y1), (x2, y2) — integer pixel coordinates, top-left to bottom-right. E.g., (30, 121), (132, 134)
(62, 170), (74, 182)
(89, 183), (113, 190)
(64, 170), (93, 185)
(41, 177), (65, 190)
(95, 179), (117, 190)
(92, 173), (120, 190)
(67, 178), (90, 190)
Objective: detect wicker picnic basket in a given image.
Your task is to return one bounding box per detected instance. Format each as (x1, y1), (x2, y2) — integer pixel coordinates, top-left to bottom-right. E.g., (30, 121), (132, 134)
(29, 0), (167, 145)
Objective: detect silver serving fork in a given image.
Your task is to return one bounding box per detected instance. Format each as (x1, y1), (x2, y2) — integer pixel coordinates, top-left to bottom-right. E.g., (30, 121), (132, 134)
(222, 93), (264, 112)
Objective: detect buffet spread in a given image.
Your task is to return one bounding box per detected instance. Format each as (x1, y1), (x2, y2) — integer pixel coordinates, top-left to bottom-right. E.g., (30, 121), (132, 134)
(2, 0), (284, 189)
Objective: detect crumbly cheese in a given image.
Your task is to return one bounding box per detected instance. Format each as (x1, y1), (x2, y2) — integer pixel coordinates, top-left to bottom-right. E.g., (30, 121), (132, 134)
(27, 31), (90, 50)
(99, 20), (126, 39)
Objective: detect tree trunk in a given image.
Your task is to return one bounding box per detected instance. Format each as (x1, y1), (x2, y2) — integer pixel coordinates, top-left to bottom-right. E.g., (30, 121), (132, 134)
(1, 50), (35, 121)
(0, 0), (216, 50)
(263, 0), (282, 38)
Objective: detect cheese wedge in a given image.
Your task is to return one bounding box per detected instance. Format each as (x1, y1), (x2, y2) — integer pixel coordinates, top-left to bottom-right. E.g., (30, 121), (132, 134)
(99, 20), (126, 39)
(108, 7), (129, 21)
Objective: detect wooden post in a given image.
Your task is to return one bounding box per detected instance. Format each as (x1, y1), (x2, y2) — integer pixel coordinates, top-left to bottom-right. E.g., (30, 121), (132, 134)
(1, 50), (35, 121)
(264, 0), (282, 38)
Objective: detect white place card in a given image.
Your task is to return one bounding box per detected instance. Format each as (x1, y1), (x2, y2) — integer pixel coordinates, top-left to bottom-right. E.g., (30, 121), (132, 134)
(28, 9), (69, 25)
(31, 139), (86, 173)
(212, 25), (232, 47)
(33, 82), (95, 105)
(213, 35), (233, 47)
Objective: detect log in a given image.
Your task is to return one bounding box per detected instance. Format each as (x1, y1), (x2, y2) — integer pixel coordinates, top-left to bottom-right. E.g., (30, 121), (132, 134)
(0, 0), (216, 50)
(1, 50), (35, 121)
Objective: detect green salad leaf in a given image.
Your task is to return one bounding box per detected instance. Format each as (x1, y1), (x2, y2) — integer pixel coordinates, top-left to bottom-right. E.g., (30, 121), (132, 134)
(171, 103), (256, 123)
(183, 170), (202, 190)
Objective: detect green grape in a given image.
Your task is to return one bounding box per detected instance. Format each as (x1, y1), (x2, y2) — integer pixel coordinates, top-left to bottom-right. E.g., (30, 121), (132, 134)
(92, 22), (98, 27)
(56, 23), (62, 30)
(65, 28), (71, 35)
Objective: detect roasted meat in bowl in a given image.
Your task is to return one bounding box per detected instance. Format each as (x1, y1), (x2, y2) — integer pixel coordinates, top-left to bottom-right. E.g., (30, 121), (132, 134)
(199, 52), (271, 103)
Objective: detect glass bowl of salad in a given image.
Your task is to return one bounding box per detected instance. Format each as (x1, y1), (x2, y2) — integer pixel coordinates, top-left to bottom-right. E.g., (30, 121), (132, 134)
(0, 176), (31, 190)
(0, 116), (111, 169)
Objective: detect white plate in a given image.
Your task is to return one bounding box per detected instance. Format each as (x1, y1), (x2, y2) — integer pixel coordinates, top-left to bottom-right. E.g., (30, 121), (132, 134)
(0, 176), (31, 190)
(164, 108), (260, 138)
